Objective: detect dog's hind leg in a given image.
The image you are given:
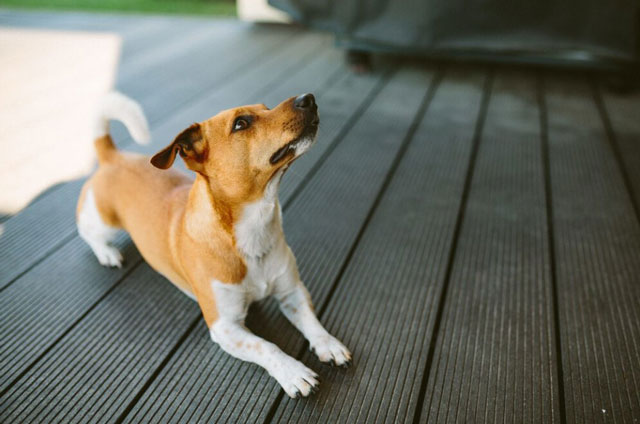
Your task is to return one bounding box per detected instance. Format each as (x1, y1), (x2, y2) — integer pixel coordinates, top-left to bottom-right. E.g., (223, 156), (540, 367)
(77, 186), (123, 268)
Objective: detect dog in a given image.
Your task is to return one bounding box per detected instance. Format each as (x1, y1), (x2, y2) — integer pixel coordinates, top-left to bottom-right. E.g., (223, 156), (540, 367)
(76, 92), (351, 398)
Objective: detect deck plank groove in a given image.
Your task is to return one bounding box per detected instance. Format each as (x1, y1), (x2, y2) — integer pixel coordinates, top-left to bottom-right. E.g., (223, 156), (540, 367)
(538, 72), (568, 424)
(2, 11), (640, 423)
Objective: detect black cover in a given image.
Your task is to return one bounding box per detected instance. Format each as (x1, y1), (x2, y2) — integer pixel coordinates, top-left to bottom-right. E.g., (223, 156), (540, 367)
(270, 0), (639, 64)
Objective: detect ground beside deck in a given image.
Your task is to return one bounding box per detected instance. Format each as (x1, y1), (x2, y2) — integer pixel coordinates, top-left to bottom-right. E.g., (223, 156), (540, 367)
(1, 10), (639, 423)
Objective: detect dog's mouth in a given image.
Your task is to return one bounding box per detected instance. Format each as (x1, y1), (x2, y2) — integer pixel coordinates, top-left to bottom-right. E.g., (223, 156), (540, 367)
(269, 118), (319, 165)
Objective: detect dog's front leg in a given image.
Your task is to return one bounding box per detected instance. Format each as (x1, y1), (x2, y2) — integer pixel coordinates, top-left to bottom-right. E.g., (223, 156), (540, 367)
(274, 251), (352, 367)
(208, 281), (319, 398)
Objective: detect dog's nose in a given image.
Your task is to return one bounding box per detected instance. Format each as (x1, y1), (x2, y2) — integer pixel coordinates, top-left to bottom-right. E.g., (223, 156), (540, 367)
(293, 93), (315, 110)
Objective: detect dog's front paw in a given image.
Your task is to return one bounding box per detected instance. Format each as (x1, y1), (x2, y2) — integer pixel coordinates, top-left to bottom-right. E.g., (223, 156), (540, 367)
(310, 334), (352, 367)
(271, 357), (319, 398)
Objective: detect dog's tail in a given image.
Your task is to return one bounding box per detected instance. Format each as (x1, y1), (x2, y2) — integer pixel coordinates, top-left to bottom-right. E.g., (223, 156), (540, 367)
(93, 91), (150, 163)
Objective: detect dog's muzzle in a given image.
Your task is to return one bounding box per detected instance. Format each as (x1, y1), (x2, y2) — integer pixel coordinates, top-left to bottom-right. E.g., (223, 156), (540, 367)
(269, 94), (319, 165)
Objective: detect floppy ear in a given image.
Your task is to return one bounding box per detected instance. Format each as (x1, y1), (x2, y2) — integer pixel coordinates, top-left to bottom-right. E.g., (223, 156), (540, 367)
(151, 123), (204, 170)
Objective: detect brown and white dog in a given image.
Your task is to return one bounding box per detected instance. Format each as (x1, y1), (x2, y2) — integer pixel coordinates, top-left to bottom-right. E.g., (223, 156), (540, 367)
(76, 92), (351, 397)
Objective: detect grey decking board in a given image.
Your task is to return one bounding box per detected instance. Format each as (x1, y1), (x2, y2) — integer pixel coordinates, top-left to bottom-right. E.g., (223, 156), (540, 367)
(0, 23), (316, 290)
(0, 235), (143, 394)
(271, 68), (487, 424)
(123, 66), (434, 423)
(115, 19), (208, 62)
(0, 184), (79, 290)
(544, 75), (640, 423)
(113, 24), (306, 134)
(115, 20), (240, 83)
(0, 10), (183, 63)
(0, 264), (198, 423)
(420, 71), (560, 423)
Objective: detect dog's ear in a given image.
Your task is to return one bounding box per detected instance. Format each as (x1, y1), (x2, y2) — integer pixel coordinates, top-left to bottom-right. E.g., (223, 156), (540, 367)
(151, 123), (205, 170)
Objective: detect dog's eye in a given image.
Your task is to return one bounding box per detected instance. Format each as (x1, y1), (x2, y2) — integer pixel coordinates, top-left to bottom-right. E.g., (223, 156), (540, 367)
(232, 116), (251, 132)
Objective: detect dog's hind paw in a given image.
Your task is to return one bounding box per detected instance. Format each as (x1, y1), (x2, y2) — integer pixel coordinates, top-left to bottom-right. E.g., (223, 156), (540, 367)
(310, 335), (352, 367)
(94, 245), (123, 268)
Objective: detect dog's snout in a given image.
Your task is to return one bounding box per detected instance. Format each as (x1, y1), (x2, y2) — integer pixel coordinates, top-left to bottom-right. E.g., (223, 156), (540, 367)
(293, 93), (315, 110)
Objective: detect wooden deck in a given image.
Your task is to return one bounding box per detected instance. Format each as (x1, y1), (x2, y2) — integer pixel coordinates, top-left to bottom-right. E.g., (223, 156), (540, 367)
(1, 10), (640, 423)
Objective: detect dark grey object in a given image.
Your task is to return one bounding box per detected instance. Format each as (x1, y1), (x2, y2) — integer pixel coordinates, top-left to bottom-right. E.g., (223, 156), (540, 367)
(270, 0), (640, 67)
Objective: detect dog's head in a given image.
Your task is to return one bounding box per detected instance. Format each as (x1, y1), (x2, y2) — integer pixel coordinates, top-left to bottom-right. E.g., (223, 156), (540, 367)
(151, 94), (319, 200)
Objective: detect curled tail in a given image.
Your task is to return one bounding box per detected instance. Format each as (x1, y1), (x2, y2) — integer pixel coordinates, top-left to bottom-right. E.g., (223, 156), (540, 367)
(93, 91), (150, 163)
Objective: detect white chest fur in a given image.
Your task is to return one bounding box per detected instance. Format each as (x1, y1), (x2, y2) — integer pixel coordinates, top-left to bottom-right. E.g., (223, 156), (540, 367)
(234, 173), (282, 259)
(211, 173), (291, 319)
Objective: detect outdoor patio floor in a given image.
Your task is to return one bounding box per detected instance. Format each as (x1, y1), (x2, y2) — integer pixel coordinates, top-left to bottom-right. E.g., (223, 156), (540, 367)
(1, 10), (639, 423)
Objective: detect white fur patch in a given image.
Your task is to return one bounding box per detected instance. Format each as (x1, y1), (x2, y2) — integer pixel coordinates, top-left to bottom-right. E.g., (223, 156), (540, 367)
(77, 188), (123, 268)
(293, 136), (314, 157)
(210, 280), (252, 321)
(234, 170), (284, 258)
